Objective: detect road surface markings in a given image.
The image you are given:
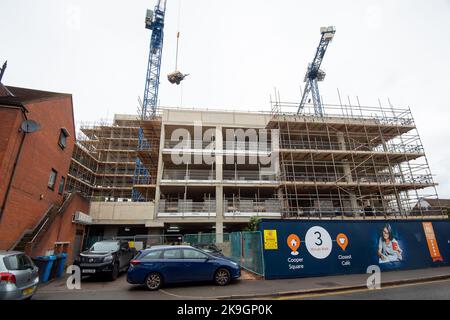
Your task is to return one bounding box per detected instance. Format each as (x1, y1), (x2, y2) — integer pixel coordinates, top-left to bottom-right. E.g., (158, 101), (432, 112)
(276, 278), (450, 300)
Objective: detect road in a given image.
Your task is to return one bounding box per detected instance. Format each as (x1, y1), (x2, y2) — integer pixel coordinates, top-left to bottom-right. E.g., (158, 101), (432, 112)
(281, 279), (450, 300)
(33, 268), (450, 300)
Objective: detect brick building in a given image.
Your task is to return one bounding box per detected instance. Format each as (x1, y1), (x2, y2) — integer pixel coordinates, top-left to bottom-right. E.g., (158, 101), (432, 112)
(0, 83), (90, 263)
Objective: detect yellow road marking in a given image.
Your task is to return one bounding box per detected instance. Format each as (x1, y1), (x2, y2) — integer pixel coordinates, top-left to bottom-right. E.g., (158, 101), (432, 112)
(276, 278), (450, 300)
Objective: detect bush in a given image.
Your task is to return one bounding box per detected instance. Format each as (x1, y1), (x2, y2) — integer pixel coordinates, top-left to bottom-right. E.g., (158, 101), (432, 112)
(244, 216), (261, 231)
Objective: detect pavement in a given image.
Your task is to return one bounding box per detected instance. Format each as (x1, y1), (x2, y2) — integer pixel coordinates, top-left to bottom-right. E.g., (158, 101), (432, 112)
(33, 266), (450, 300)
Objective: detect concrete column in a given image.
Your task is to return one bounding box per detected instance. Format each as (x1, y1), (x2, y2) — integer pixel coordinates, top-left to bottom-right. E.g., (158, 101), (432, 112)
(153, 124), (166, 220)
(215, 126), (224, 243)
(337, 132), (359, 214)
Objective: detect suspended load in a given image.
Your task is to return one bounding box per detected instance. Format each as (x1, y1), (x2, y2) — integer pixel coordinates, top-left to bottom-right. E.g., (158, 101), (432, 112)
(167, 70), (189, 85)
(167, 31), (188, 85)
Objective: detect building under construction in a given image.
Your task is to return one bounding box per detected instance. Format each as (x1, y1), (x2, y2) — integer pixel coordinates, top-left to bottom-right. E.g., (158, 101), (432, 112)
(66, 98), (445, 238)
(66, 11), (444, 239)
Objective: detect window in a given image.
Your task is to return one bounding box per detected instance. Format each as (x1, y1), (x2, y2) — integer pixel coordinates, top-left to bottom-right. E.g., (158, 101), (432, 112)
(142, 250), (163, 260)
(3, 254), (34, 271)
(163, 249), (183, 259)
(183, 249), (208, 260)
(58, 128), (69, 149)
(58, 176), (65, 195)
(48, 169), (57, 190)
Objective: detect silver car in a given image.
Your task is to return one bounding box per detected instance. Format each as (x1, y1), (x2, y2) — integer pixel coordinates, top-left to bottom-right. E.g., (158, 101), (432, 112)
(0, 251), (39, 300)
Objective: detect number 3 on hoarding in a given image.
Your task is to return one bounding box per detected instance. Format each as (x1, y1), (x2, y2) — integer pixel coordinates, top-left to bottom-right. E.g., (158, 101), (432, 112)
(314, 231), (323, 246)
(305, 226), (332, 259)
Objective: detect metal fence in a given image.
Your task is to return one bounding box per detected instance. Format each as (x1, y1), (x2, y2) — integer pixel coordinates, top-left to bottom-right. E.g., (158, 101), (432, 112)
(82, 234), (182, 251)
(184, 233), (230, 245)
(82, 232), (265, 276)
(229, 232), (264, 276)
(184, 231), (264, 276)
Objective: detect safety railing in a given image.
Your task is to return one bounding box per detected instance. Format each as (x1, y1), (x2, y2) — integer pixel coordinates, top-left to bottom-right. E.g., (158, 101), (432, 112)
(223, 170), (278, 182)
(280, 140), (424, 154)
(223, 141), (272, 152)
(162, 169), (216, 181)
(283, 205), (447, 219)
(282, 173), (434, 185)
(164, 139), (214, 149)
(224, 199), (282, 217)
(157, 200), (216, 217)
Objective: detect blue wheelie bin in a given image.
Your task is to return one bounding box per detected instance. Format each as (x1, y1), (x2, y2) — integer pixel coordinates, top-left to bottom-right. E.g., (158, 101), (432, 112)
(55, 253), (67, 278)
(32, 255), (56, 283)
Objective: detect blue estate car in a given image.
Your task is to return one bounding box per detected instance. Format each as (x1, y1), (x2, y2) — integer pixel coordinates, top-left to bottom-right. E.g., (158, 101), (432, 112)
(126, 245), (241, 290)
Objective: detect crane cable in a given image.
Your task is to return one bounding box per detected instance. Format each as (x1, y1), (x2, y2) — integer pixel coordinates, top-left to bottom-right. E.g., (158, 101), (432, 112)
(175, 0), (181, 70)
(167, 0), (188, 85)
(175, 31), (180, 70)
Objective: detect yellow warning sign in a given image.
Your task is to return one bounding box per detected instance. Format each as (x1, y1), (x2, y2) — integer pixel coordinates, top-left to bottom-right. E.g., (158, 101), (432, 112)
(264, 230), (278, 250)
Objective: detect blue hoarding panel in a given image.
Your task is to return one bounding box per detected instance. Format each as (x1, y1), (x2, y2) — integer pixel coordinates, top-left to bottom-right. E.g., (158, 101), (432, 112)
(259, 219), (450, 280)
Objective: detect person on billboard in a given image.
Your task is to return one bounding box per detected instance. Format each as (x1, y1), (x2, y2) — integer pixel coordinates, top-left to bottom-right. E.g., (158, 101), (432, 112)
(377, 224), (403, 263)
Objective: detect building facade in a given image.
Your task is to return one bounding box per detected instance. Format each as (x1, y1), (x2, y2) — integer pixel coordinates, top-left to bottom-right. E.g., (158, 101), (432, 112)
(67, 101), (445, 241)
(0, 85), (90, 262)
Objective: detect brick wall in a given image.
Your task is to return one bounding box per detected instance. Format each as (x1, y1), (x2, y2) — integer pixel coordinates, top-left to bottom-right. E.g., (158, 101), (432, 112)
(0, 95), (80, 252)
(0, 107), (23, 213)
(32, 193), (90, 263)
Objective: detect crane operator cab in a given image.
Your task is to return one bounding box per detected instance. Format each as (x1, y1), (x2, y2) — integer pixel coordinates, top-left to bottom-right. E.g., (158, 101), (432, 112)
(167, 71), (189, 85)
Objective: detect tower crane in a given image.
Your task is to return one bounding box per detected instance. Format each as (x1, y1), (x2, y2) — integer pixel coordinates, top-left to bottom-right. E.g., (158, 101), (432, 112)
(297, 26), (336, 116)
(141, 0), (167, 119)
(133, 0), (167, 201)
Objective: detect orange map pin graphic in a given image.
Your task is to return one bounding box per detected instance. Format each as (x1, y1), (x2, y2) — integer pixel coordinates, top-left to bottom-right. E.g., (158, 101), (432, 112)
(287, 234), (301, 256)
(336, 233), (348, 251)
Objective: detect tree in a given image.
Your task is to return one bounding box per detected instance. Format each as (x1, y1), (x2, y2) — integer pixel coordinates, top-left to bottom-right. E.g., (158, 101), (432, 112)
(244, 216), (261, 232)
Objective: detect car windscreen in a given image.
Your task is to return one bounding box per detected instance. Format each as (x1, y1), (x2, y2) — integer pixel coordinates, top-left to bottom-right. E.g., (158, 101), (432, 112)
(90, 242), (119, 252)
(3, 254), (34, 271)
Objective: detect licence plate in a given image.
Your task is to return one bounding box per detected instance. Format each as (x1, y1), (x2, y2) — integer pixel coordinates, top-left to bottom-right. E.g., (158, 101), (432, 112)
(82, 269), (96, 274)
(22, 286), (35, 296)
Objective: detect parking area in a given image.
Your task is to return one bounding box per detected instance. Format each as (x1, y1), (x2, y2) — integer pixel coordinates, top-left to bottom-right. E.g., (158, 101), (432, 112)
(33, 272), (249, 300)
(32, 266), (450, 300)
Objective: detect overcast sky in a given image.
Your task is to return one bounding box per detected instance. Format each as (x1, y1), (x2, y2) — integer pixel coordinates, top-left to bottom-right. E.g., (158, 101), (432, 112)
(1, 0), (449, 198)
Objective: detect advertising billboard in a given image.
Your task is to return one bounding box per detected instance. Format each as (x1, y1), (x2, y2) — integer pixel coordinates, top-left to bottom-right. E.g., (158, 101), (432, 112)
(259, 219), (450, 280)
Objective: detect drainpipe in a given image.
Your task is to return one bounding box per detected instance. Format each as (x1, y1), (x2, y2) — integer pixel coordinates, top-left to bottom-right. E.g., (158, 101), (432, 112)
(0, 105), (28, 221)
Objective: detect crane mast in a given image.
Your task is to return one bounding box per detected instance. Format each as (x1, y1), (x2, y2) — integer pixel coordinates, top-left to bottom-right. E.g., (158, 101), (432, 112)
(133, 0), (167, 201)
(297, 26), (336, 116)
(141, 0), (167, 119)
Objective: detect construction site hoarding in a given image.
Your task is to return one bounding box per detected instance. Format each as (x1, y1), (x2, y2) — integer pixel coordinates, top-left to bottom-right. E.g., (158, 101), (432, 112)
(259, 219), (450, 280)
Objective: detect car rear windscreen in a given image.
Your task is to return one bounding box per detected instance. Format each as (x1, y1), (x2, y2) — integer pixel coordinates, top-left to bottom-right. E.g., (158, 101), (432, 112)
(3, 254), (34, 271)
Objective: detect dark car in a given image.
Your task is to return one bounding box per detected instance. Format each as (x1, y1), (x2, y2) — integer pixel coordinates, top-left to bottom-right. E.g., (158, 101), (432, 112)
(127, 245), (240, 290)
(75, 240), (136, 280)
(192, 243), (225, 257)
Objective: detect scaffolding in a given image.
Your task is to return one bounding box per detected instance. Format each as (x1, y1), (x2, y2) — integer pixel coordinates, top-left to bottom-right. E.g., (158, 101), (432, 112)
(67, 117), (147, 201)
(132, 115), (162, 201)
(268, 95), (444, 219)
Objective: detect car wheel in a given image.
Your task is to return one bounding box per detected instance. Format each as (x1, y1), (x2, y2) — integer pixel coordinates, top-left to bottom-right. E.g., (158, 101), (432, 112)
(214, 268), (231, 286)
(110, 263), (119, 281)
(145, 272), (162, 291)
